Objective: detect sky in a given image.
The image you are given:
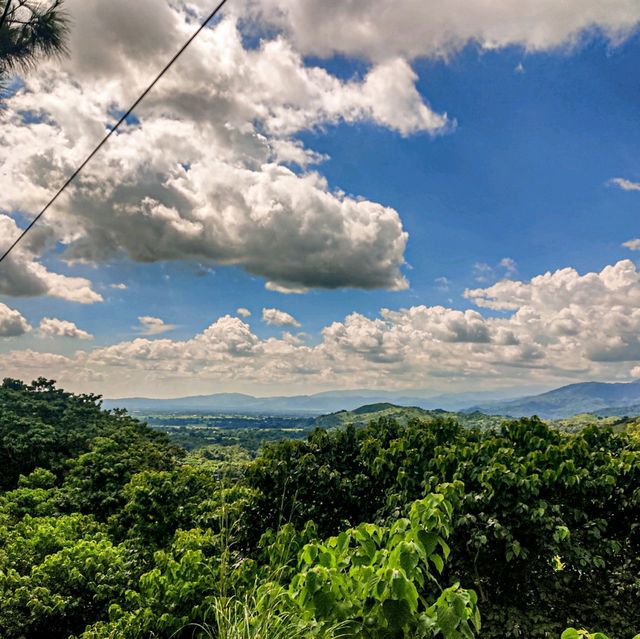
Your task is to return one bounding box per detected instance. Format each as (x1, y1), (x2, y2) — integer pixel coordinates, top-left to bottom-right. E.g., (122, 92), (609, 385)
(1, 0), (640, 398)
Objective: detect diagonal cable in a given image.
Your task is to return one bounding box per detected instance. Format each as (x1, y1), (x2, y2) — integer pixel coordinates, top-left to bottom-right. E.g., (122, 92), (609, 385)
(0, 0), (230, 264)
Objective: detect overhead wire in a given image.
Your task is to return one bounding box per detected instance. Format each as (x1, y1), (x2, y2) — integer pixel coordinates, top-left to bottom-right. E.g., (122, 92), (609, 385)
(0, 0), (230, 264)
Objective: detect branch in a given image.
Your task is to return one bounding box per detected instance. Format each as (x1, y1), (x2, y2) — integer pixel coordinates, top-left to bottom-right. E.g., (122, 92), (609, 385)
(0, 0), (12, 33)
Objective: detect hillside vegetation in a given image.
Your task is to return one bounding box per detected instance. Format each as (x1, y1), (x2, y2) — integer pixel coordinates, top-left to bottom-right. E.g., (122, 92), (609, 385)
(312, 403), (506, 431)
(0, 379), (639, 638)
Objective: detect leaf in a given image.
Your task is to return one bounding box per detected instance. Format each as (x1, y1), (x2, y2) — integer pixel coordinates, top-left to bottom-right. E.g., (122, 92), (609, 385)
(382, 598), (411, 631)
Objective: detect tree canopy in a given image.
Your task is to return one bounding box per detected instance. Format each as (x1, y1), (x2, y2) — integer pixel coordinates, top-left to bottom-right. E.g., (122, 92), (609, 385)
(0, 379), (638, 638)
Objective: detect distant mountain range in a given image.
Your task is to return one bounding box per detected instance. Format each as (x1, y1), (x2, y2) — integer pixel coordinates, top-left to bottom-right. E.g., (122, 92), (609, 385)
(102, 387), (540, 415)
(102, 390), (458, 415)
(468, 380), (640, 419)
(103, 380), (640, 419)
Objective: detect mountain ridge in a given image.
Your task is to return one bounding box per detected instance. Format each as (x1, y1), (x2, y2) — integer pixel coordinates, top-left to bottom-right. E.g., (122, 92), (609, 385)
(103, 380), (640, 419)
(102, 387), (537, 415)
(469, 380), (640, 419)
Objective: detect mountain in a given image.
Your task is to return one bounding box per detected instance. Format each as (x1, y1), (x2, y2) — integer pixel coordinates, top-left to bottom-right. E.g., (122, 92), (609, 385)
(103, 387), (544, 415)
(103, 390), (436, 415)
(468, 380), (640, 419)
(104, 381), (640, 419)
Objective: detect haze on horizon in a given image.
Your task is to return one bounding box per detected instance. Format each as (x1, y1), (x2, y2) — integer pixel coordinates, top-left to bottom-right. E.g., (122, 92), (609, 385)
(2, 0), (640, 399)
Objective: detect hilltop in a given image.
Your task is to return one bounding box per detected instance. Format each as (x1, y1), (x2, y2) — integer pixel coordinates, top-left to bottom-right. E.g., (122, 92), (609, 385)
(311, 403), (506, 430)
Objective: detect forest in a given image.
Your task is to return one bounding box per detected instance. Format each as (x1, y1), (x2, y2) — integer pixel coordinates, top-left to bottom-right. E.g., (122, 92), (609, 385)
(0, 378), (638, 638)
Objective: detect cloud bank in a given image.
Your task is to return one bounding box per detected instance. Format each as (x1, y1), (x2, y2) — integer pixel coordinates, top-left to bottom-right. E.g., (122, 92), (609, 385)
(3, 260), (640, 395)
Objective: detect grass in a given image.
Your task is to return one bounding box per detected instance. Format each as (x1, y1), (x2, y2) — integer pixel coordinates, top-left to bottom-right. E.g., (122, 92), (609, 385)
(186, 588), (348, 639)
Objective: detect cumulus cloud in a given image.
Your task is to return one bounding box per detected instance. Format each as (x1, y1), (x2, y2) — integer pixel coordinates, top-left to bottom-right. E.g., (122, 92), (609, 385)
(242, 0), (640, 61)
(2, 1), (635, 300)
(609, 177), (640, 191)
(111, 283), (128, 290)
(0, 5), (449, 296)
(138, 316), (177, 336)
(236, 307), (251, 318)
(623, 239), (640, 251)
(39, 317), (93, 340)
(4, 260), (640, 396)
(0, 303), (31, 337)
(0, 216), (102, 304)
(262, 307), (301, 328)
(465, 260), (640, 365)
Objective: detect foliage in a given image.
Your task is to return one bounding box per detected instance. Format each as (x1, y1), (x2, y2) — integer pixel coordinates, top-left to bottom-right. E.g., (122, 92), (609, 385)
(0, 513), (131, 638)
(113, 465), (255, 549)
(245, 416), (640, 637)
(0, 0), (68, 74)
(0, 378), (179, 491)
(202, 590), (345, 639)
(1, 537), (131, 638)
(61, 428), (177, 518)
(0, 468), (61, 522)
(0, 379), (639, 638)
(285, 491), (480, 638)
(562, 630), (640, 639)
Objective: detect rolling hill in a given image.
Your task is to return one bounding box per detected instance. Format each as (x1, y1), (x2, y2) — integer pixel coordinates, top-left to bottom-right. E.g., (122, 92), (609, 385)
(311, 403), (507, 431)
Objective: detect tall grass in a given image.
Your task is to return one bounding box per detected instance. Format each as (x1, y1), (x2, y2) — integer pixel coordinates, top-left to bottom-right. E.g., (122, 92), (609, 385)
(178, 469), (349, 639)
(190, 588), (347, 639)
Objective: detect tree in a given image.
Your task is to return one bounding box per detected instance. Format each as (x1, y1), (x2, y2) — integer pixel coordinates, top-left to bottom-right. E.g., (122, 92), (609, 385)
(0, 0), (68, 93)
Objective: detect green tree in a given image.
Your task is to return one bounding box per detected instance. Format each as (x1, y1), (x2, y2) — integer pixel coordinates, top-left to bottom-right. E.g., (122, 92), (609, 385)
(0, 378), (180, 494)
(284, 491), (480, 638)
(0, 0), (68, 75)
(244, 416), (640, 637)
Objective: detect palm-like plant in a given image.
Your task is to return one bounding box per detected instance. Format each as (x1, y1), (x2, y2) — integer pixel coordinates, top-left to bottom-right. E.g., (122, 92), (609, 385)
(0, 0), (68, 76)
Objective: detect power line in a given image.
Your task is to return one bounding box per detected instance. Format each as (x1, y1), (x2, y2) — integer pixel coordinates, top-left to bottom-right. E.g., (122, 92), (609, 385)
(0, 0), (230, 265)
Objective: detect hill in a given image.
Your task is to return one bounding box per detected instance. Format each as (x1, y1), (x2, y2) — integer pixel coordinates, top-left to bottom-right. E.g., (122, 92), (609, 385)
(469, 380), (640, 419)
(311, 403), (506, 430)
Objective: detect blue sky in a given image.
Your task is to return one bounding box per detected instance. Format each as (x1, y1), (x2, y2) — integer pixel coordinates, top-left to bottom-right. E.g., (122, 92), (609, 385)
(1, 1), (640, 397)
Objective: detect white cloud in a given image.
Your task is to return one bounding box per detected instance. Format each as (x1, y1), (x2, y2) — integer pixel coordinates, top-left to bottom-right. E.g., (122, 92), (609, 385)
(473, 262), (495, 283)
(138, 316), (177, 336)
(473, 258), (518, 283)
(499, 257), (518, 277)
(262, 307), (301, 328)
(609, 177), (640, 191)
(39, 317), (93, 340)
(623, 239), (640, 251)
(242, 0), (640, 62)
(435, 276), (450, 291)
(236, 307), (251, 318)
(4, 260), (640, 396)
(0, 303), (31, 337)
(0, 6), (449, 296)
(2, 2), (634, 300)
(0, 215), (102, 304)
(110, 283), (128, 290)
